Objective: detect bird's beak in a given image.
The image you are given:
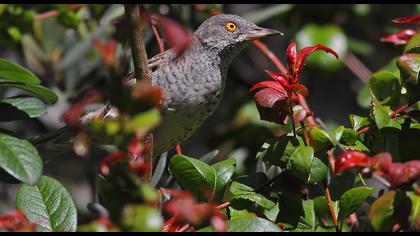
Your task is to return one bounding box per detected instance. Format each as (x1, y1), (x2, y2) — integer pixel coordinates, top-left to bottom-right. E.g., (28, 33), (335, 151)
(245, 27), (284, 40)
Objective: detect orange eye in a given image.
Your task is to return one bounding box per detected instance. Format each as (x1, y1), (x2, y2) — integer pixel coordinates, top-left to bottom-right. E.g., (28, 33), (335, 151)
(226, 22), (237, 32)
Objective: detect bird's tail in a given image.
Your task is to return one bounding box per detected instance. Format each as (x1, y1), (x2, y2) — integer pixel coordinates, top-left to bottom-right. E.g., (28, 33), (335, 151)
(30, 126), (77, 160)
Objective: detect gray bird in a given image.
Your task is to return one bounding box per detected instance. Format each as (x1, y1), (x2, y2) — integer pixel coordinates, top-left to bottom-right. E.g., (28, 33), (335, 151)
(33, 14), (281, 158)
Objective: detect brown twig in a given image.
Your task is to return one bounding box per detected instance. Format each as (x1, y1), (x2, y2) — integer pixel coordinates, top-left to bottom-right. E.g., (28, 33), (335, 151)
(124, 4), (150, 81)
(35, 4), (86, 21)
(124, 4), (152, 183)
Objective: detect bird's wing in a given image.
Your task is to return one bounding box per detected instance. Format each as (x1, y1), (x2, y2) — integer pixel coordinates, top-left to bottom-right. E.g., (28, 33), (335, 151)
(126, 49), (175, 81)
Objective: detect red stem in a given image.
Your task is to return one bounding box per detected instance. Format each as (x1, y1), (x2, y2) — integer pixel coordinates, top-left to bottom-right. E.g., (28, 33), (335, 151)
(151, 22), (165, 53)
(176, 145), (182, 155)
(253, 40), (288, 74)
(343, 52), (372, 84)
(324, 186), (340, 232)
(390, 102), (415, 118)
(34, 4), (86, 21)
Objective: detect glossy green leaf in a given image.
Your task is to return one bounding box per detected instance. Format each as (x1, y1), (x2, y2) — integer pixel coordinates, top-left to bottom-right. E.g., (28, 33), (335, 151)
(369, 71), (401, 106)
(349, 114), (371, 131)
(16, 175), (77, 232)
(0, 96), (47, 120)
(0, 58), (40, 84)
(296, 24), (347, 71)
(121, 204), (163, 232)
(307, 157), (328, 184)
(228, 180), (275, 210)
(198, 216), (282, 232)
(338, 186), (375, 220)
(0, 133), (42, 185)
(371, 98), (402, 132)
(258, 136), (304, 167)
(309, 127), (335, 153)
(404, 33), (420, 54)
(212, 158), (236, 201)
(287, 146), (314, 182)
(168, 154), (217, 202)
(297, 200), (315, 230)
(0, 82), (58, 104)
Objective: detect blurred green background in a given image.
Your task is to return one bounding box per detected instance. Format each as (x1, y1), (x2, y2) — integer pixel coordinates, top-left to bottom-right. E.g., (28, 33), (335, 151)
(0, 4), (419, 222)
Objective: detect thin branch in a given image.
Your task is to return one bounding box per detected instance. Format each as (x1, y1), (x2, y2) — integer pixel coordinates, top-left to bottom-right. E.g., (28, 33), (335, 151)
(324, 185), (340, 232)
(124, 4), (150, 81)
(343, 52), (372, 84)
(297, 94), (317, 127)
(253, 40), (288, 74)
(300, 121), (310, 146)
(35, 4), (86, 21)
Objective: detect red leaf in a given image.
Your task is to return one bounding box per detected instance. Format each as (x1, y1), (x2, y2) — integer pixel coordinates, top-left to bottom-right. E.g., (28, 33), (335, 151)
(249, 81), (287, 95)
(264, 70), (291, 90)
(100, 151), (124, 175)
(293, 44), (339, 83)
(287, 42), (297, 76)
(380, 29), (418, 45)
(253, 88), (289, 124)
(210, 214), (227, 232)
(93, 38), (117, 67)
(151, 14), (192, 57)
(335, 150), (370, 174)
(293, 84), (309, 97)
(392, 15), (420, 24)
(62, 89), (102, 128)
(0, 210), (36, 232)
(292, 105), (307, 123)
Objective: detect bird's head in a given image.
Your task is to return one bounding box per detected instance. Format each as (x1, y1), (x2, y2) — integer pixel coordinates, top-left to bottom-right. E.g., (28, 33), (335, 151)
(194, 14), (282, 53)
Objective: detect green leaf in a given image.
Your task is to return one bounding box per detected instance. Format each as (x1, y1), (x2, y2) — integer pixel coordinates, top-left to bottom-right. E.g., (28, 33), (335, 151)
(287, 146), (314, 182)
(313, 196), (339, 227)
(309, 127), (335, 153)
(369, 191), (397, 231)
(168, 154), (217, 202)
(404, 33), (420, 54)
(212, 158), (236, 201)
(296, 24), (347, 71)
(307, 157), (328, 184)
(338, 186), (374, 220)
(121, 204), (163, 232)
(125, 108), (161, 133)
(369, 71), (401, 106)
(297, 200), (315, 230)
(0, 96), (47, 120)
(0, 58), (40, 84)
(340, 128), (358, 145)
(407, 191), (420, 231)
(258, 136), (304, 167)
(0, 82), (58, 104)
(198, 216), (282, 232)
(0, 133), (42, 185)
(371, 97), (402, 132)
(16, 175), (77, 232)
(349, 114), (371, 131)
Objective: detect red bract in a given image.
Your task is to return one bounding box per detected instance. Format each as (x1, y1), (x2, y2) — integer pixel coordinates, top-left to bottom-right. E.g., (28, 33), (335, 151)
(335, 150), (370, 174)
(62, 89), (103, 128)
(148, 14), (192, 57)
(0, 210), (36, 232)
(392, 15), (420, 24)
(162, 190), (227, 232)
(250, 42), (338, 124)
(93, 38), (117, 68)
(380, 29), (418, 45)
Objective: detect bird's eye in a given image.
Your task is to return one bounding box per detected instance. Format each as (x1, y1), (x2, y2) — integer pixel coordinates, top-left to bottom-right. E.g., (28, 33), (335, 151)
(225, 22), (237, 32)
